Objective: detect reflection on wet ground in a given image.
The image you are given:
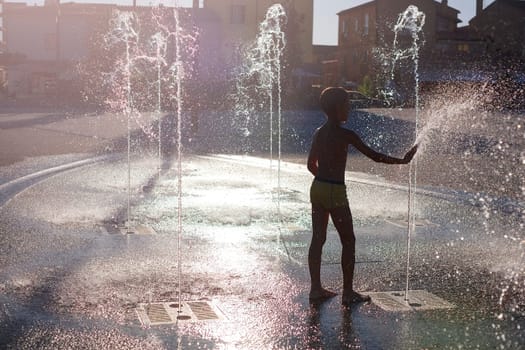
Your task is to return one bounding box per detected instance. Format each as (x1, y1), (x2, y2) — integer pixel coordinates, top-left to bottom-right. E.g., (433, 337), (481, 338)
(0, 153), (523, 349)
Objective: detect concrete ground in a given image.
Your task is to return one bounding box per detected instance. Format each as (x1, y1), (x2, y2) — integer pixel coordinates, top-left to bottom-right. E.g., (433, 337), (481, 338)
(0, 108), (523, 349)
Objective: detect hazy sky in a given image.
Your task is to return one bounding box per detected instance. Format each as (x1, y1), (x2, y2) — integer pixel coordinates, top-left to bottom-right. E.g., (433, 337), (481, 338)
(10, 0), (494, 45)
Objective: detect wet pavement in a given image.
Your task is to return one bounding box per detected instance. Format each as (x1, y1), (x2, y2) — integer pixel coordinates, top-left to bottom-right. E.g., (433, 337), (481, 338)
(1, 106), (524, 349)
(0, 152), (523, 349)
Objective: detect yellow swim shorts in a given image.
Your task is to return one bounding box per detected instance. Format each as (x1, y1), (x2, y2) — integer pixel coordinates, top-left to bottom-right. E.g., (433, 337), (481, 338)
(310, 178), (349, 210)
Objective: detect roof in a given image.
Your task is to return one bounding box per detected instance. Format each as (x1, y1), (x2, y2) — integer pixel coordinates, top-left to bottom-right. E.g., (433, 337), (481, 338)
(476, 0), (525, 14)
(497, 0), (525, 9)
(469, 0), (525, 25)
(337, 0), (462, 17)
(337, 0), (375, 16)
(436, 2), (460, 23)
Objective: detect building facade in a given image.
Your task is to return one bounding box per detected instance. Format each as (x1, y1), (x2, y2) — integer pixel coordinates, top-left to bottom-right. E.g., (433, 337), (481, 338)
(468, 0), (525, 109)
(202, 0), (313, 65)
(0, 0), (4, 48)
(3, 0), (313, 102)
(0, 0), (5, 97)
(469, 0), (525, 63)
(335, 0), (469, 89)
(3, 1), (114, 98)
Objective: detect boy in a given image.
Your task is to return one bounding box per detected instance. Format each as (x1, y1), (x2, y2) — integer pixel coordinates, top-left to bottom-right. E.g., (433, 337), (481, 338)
(307, 87), (417, 306)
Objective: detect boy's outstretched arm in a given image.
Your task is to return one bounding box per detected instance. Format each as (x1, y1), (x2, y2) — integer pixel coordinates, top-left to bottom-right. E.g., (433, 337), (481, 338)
(403, 144), (418, 162)
(345, 129), (417, 164)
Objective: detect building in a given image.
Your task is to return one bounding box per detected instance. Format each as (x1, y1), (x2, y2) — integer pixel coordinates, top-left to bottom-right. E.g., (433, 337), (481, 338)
(3, 1), (115, 99)
(202, 0), (313, 66)
(198, 0), (315, 101)
(468, 0), (525, 109)
(0, 0), (4, 49)
(0, 0), (5, 97)
(334, 0), (472, 90)
(333, 0), (525, 100)
(2, 0), (313, 104)
(469, 0), (525, 63)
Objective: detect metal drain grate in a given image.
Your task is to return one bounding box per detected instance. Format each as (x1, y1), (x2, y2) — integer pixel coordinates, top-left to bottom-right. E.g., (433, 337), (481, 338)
(188, 301), (219, 320)
(368, 290), (455, 312)
(145, 303), (172, 324)
(136, 300), (225, 326)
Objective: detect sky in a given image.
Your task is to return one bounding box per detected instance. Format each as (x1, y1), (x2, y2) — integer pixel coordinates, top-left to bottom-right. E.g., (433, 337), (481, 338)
(8, 0), (494, 45)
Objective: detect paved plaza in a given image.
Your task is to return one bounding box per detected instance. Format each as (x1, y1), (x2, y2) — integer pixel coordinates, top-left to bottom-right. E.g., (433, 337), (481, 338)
(0, 109), (523, 349)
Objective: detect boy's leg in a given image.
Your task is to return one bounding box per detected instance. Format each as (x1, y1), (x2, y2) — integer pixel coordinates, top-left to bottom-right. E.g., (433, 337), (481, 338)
(330, 206), (356, 294)
(331, 206), (370, 304)
(308, 204), (337, 300)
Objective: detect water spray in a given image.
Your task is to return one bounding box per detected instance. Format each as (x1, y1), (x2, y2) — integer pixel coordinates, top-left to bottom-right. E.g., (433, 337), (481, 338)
(392, 5), (425, 302)
(173, 6), (184, 317)
(106, 11), (140, 233)
(104, 5), (196, 314)
(151, 32), (164, 173)
(256, 4), (286, 214)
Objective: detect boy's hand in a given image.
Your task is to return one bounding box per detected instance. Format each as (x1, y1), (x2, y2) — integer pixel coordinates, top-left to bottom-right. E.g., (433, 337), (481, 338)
(403, 144), (418, 163)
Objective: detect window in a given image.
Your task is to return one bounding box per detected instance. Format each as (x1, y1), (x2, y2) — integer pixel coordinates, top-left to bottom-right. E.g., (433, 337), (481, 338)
(231, 5), (246, 24)
(354, 18), (359, 32)
(342, 19), (349, 38)
(364, 13), (369, 36)
(458, 44), (470, 53)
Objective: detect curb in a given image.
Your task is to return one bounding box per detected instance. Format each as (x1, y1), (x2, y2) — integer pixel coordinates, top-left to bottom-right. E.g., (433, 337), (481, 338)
(0, 154), (119, 208)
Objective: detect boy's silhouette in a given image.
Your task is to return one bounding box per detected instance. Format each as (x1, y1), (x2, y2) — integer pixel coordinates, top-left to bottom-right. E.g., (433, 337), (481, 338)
(307, 87), (417, 306)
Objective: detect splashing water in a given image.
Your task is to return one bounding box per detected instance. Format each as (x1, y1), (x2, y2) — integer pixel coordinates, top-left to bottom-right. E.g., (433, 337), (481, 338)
(415, 88), (485, 152)
(150, 31), (166, 172)
(415, 85), (524, 316)
(171, 6), (184, 314)
(391, 5), (425, 302)
(102, 5), (197, 312)
(105, 10), (140, 233)
(235, 4), (286, 195)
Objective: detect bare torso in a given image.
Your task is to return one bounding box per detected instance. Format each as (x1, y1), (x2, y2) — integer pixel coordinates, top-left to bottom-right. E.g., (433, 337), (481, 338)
(308, 119), (415, 182)
(309, 123), (349, 183)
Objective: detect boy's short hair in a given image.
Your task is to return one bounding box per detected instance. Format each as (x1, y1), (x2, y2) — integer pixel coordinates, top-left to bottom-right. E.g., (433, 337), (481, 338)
(320, 87), (348, 116)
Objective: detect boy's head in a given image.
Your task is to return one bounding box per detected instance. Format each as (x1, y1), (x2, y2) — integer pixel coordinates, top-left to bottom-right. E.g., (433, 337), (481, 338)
(319, 87), (350, 122)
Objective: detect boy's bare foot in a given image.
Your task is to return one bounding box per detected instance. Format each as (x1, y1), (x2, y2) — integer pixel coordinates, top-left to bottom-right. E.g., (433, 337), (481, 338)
(342, 291), (371, 306)
(309, 288), (338, 302)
